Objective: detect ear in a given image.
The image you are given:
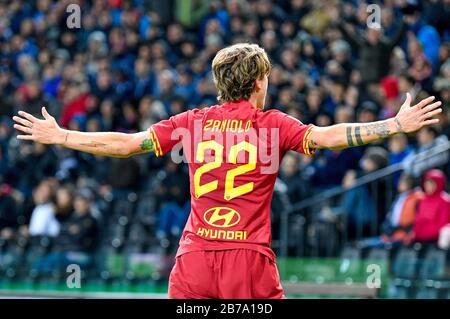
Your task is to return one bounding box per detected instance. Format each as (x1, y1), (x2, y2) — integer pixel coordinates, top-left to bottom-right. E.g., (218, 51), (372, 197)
(254, 78), (263, 92)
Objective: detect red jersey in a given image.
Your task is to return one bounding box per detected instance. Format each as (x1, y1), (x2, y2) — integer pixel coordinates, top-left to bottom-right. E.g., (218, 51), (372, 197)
(149, 100), (314, 261)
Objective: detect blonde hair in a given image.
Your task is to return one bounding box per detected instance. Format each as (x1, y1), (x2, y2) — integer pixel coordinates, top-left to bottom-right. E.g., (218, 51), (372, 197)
(212, 43), (271, 103)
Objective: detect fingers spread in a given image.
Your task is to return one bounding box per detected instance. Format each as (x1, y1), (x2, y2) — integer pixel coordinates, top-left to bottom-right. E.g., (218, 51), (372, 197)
(413, 96), (435, 109)
(14, 124), (32, 134)
(17, 135), (35, 141)
(18, 111), (37, 123)
(403, 92), (412, 107)
(422, 119), (439, 126)
(420, 108), (442, 121)
(41, 107), (52, 120)
(12, 116), (33, 127)
(420, 101), (442, 114)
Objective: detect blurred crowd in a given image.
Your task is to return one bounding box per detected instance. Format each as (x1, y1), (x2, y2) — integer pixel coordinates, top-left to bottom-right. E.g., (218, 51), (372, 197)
(0, 0), (450, 274)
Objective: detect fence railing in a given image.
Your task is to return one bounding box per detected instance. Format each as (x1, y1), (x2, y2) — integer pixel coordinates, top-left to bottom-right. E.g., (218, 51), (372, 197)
(277, 140), (450, 263)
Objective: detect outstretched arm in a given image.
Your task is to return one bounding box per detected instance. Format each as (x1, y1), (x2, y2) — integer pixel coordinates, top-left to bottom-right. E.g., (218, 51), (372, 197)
(387, 19), (407, 50)
(13, 107), (155, 158)
(308, 94), (442, 150)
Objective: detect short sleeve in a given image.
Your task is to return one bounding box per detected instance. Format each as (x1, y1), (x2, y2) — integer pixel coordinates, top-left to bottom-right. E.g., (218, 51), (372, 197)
(148, 111), (189, 157)
(279, 113), (315, 155)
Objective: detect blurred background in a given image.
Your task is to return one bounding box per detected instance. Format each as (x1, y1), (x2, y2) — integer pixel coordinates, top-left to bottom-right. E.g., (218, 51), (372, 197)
(0, 0), (450, 299)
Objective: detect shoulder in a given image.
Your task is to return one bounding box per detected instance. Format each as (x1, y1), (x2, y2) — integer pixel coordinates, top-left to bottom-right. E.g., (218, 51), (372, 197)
(263, 109), (285, 117)
(259, 109), (305, 124)
(183, 105), (217, 119)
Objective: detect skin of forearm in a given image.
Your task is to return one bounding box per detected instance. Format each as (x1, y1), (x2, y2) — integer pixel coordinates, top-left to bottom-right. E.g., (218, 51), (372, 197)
(310, 118), (401, 150)
(58, 129), (154, 158)
(58, 130), (130, 157)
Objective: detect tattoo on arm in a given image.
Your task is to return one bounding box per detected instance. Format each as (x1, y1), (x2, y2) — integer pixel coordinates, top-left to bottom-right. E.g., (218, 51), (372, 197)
(308, 139), (318, 149)
(354, 126), (364, 145)
(346, 126), (365, 147)
(79, 141), (108, 147)
(346, 122), (392, 147)
(365, 122), (390, 138)
(346, 126), (354, 146)
(394, 118), (403, 132)
(140, 138), (154, 152)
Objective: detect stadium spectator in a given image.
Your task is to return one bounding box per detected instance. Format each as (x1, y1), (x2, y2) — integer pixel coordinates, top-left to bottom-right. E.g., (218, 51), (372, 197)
(27, 179), (59, 237)
(334, 169), (376, 239)
(33, 188), (98, 273)
(403, 4), (441, 71)
(156, 200), (191, 244)
(403, 126), (449, 177)
(412, 169), (450, 243)
(388, 133), (413, 187)
(380, 76), (400, 120)
(0, 0), (449, 279)
(279, 152), (309, 204)
(438, 224), (450, 250)
(381, 173), (421, 245)
(155, 160), (190, 209)
(336, 9), (407, 85)
(105, 157), (141, 194)
(0, 184), (18, 234)
(407, 33), (434, 91)
(362, 147), (391, 224)
(14, 142), (58, 191)
(359, 173), (422, 249)
(155, 160), (190, 248)
(54, 185), (74, 222)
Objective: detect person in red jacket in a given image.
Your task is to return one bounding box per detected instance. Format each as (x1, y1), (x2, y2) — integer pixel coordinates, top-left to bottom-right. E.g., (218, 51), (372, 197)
(412, 169), (450, 243)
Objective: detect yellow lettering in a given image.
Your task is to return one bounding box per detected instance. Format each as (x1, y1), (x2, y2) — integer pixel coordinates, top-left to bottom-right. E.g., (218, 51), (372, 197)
(229, 120), (238, 132)
(196, 228), (248, 241)
(245, 120), (251, 132)
(218, 230), (226, 239)
(220, 120), (227, 132)
(225, 141), (257, 200)
(193, 140), (223, 198)
(204, 119), (213, 131)
(212, 120), (221, 132)
(205, 119), (252, 133)
(226, 119), (232, 131)
(197, 228), (205, 236)
(237, 120), (244, 133)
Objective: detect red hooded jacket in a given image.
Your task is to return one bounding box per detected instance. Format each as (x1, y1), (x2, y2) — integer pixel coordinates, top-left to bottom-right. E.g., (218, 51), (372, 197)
(414, 169), (450, 242)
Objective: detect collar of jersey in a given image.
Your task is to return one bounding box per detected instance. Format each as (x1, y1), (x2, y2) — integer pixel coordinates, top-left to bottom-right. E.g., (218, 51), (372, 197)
(221, 99), (256, 110)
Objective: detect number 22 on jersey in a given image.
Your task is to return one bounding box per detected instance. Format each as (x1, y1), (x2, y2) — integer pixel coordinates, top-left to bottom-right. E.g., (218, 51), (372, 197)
(193, 140), (257, 201)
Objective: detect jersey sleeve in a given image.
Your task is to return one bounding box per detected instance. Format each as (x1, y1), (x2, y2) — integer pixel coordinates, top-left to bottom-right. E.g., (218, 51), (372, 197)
(148, 111), (189, 157)
(278, 113), (315, 155)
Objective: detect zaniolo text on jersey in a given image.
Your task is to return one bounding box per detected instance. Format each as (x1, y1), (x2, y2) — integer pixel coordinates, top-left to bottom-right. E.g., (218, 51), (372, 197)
(149, 100), (314, 261)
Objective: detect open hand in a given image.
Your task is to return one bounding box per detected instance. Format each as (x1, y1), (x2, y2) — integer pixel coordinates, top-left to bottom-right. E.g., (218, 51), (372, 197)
(395, 93), (442, 133)
(13, 107), (66, 144)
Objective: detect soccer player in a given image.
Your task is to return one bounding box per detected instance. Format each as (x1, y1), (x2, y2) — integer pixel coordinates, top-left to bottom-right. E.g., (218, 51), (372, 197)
(13, 43), (442, 299)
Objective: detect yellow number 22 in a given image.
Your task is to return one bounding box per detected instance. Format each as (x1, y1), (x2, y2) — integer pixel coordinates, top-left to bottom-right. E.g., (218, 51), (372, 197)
(193, 140), (257, 200)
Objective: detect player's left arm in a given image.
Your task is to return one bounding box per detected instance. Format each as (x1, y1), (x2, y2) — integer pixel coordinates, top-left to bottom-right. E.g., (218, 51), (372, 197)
(307, 94), (442, 150)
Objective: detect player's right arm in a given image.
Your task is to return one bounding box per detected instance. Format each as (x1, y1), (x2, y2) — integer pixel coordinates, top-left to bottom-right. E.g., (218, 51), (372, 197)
(13, 107), (154, 158)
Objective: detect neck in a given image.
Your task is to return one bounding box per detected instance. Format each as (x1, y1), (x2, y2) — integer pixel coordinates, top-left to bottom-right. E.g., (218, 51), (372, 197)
(248, 95), (260, 109)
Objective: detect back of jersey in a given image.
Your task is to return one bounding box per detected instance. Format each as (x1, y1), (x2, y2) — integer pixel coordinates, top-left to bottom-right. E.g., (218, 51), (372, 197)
(149, 100), (314, 260)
